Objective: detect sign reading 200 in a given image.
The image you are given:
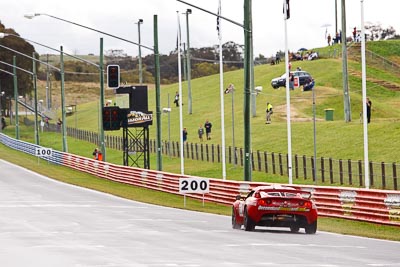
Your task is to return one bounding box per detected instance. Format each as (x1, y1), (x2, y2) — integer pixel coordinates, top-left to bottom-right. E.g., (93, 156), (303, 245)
(179, 178), (209, 194)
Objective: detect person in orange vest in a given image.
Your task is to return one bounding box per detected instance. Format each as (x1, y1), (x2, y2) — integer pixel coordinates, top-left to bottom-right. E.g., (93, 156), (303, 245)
(92, 148), (101, 160)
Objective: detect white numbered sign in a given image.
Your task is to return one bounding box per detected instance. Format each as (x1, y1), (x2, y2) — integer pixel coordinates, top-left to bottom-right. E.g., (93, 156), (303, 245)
(36, 147), (53, 158)
(179, 178), (209, 194)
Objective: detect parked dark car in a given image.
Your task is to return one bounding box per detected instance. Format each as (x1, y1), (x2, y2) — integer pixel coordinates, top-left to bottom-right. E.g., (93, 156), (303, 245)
(271, 71), (313, 89)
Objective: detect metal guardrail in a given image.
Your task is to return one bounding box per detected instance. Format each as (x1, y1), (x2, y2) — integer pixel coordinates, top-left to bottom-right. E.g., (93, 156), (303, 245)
(1, 133), (400, 226)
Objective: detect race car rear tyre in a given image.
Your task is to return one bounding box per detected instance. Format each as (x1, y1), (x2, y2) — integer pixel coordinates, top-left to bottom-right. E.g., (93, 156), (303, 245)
(290, 224), (300, 233)
(305, 220), (317, 234)
(232, 207), (241, 229)
(243, 208), (255, 231)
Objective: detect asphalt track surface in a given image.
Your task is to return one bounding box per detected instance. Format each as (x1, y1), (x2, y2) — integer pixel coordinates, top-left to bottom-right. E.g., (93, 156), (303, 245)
(1, 159), (400, 267)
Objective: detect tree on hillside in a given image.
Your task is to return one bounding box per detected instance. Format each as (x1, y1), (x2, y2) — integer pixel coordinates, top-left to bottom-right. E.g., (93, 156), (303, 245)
(105, 49), (127, 58)
(191, 46), (216, 61)
(189, 41), (243, 78)
(0, 23), (37, 103)
(254, 54), (268, 65)
(365, 22), (397, 40)
(216, 41), (244, 68)
(192, 62), (219, 78)
(62, 61), (99, 83)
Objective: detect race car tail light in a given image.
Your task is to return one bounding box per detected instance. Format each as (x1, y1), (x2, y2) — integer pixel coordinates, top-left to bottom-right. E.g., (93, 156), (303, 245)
(304, 202), (312, 208)
(258, 199), (272, 206)
(298, 200), (312, 208)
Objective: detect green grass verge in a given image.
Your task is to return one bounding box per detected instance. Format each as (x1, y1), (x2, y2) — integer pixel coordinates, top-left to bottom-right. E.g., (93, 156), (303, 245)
(1, 142), (399, 241)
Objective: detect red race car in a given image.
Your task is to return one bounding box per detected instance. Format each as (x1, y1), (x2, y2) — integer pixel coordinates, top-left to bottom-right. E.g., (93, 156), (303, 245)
(232, 185), (318, 234)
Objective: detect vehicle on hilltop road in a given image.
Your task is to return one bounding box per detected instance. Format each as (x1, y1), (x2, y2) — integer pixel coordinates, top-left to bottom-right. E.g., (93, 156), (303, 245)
(271, 70), (313, 89)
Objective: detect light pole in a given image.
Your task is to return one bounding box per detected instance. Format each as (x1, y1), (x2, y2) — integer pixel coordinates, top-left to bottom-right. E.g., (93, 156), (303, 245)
(167, 93), (171, 157)
(39, 99), (44, 132)
(335, 0), (338, 35)
(176, 11), (187, 174)
(360, 0), (369, 189)
(224, 83), (236, 168)
(136, 19), (143, 84)
(182, 43), (187, 81)
(249, 3), (256, 118)
(98, 39), (105, 158)
(243, 0), (252, 181)
(283, 0), (293, 184)
(32, 52), (40, 145)
(45, 54), (52, 110)
(217, 0), (226, 179)
(312, 82), (317, 184)
(0, 91), (3, 115)
(25, 13), (163, 170)
(163, 98), (172, 158)
(13, 56), (19, 139)
(153, 15), (162, 171)
(0, 90), (4, 133)
(341, 0), (351, 122)
(185, 9), (193, 115)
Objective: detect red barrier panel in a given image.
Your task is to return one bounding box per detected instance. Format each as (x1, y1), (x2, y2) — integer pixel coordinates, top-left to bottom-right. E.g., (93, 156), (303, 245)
(60, 153), (400, 227)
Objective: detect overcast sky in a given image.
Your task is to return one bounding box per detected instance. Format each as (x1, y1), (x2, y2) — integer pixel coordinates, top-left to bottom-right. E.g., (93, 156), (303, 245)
(1, 0), (399, 57)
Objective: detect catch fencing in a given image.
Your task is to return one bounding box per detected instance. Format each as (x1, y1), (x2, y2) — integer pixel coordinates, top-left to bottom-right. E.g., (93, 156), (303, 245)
(1, 133), (400, 227)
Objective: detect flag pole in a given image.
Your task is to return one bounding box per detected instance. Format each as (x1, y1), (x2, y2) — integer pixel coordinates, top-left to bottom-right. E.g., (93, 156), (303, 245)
(217, 0), (227, 180)
(284, 0), (293, 184)
(360, 0), (369, 189)
(177, 11), (185, 175)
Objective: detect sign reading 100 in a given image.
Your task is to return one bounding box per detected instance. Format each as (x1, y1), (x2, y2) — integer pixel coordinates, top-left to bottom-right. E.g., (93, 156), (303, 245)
(35, 147), (53, 157)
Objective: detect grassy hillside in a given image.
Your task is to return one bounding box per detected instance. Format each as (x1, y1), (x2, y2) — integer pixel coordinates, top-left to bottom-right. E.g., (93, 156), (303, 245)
(25, 40), (400, 176)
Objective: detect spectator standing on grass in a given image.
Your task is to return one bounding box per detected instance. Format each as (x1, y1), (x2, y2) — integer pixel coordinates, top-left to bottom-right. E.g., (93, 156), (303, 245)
(182, 127), (188, 143)
(57, 118), (62, 131)
(366, 97), (372, 123)
(1, 116), (6, 130)
(289, 73), (294, 90)
(275, 51), (280, 64)
(265, 102), (273, 124)
(198, 124), (204, 142)
(173, 91), (179, 107)
(204, 120), (212, 140)
(303, 78), (315, 92)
